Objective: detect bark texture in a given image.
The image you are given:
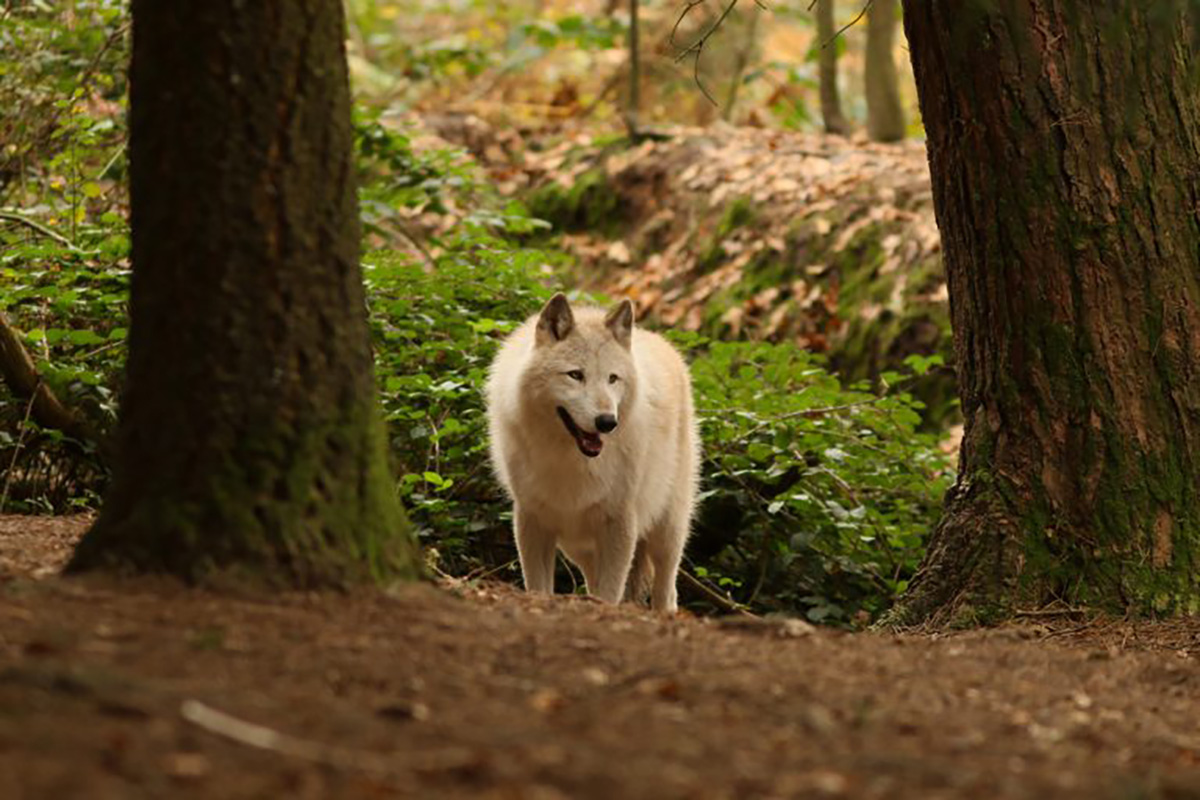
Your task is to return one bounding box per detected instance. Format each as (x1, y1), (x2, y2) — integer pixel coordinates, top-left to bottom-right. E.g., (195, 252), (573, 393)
(69, 0), (419, 585)
(865, 0), (905, 142)
(816, 0), (851, 136)
(888, 1), (1200, 625)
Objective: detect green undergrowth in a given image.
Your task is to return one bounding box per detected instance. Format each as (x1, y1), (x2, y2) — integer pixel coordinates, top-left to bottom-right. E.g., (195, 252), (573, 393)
(685, 339), (952, 621)
(364, 234), (953, 623)
(3, 129), (953, 624)
(0, 0), (129, 509)
(354, 130), (954, 621)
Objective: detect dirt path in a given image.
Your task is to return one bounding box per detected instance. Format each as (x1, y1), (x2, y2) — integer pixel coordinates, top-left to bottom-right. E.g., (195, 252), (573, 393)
(3, 516), (1200, 799)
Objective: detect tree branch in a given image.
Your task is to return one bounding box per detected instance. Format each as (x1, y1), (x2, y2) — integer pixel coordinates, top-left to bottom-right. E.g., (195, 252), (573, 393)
(672, 0), (769, 107)
(0, 310), (98, 448)
(823, 0), (873, 49)
(674, 0), (739, 106)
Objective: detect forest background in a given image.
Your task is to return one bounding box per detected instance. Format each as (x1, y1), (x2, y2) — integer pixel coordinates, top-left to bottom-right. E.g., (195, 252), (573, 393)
(3, 0), (953, 625)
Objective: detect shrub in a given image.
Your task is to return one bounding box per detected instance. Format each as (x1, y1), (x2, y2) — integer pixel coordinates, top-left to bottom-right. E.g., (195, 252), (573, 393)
(684, 340), (951, 622)
(364, 242), (561, 577)
(366, 238), (953, 622)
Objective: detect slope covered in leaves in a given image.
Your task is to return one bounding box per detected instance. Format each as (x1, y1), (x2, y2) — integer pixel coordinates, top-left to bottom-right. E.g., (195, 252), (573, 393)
(488, 124), (954, 422)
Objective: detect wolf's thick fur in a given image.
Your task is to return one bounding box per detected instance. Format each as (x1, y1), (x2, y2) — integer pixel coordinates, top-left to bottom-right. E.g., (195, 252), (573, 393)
(486, 294), (700, 612)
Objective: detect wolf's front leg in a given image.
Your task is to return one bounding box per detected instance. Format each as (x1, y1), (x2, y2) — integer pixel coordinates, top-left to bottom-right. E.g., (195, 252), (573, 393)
(590, 513), (638, 604)
(647, 518), (687, 614)
(514, 504), (557, 594)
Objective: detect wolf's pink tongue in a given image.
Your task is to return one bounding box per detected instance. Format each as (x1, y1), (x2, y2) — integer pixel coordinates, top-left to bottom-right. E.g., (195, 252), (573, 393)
(580, 431), (603, 457)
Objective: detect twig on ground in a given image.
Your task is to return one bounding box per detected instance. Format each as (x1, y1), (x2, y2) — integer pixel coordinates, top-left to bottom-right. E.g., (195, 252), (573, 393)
(1042, 619), (1102, 639)
(181, 700), (393, 775)
(457, 559), (520, 585)
(183, 700), (480, 777)
(0, 390), (37, 513)
(1014, 606), (1090, 618)
(0, 211), (79, 250)
(560, 552), (581, 595)
(680, 568), (756, 616)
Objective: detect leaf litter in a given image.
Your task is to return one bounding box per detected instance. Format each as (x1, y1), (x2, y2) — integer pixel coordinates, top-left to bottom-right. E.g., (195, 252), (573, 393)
(496, 122), (946, 356)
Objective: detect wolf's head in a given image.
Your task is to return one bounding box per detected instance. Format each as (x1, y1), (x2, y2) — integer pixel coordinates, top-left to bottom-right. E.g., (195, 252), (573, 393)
(521, 293), (637, 459)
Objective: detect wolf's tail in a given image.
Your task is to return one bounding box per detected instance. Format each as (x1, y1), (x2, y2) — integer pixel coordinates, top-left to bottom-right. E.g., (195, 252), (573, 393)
(624, 539), (654, 605)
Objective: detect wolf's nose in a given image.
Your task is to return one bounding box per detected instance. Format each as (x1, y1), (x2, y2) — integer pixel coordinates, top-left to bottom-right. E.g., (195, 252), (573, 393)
(595, 414), (618, 433)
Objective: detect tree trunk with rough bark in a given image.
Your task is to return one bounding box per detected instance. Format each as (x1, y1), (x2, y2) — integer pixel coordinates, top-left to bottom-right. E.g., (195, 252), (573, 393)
(816, 0), (850, 136)
(865, 0), (905, 142)
(885, 1), (1200, 627)
(69, 0), (420, 585)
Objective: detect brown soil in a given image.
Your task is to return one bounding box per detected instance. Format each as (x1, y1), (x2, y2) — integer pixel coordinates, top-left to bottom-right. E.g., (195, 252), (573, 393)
(3, 516), (1200, 800)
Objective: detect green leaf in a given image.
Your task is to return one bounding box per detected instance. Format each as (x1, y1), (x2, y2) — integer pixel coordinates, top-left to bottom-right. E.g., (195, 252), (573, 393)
(67, 329), (105, 345)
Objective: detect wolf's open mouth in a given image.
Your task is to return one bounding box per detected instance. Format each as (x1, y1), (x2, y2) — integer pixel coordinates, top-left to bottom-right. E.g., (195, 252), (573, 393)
(556, 407), (603, 458)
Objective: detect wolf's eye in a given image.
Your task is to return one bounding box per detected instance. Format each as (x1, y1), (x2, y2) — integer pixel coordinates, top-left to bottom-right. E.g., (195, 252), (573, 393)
(608, 374), (620, 384)
(566, 370), (585, 382)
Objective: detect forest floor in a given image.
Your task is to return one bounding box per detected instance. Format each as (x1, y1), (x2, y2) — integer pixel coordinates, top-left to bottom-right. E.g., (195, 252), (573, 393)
(4, 517), (1200, 799)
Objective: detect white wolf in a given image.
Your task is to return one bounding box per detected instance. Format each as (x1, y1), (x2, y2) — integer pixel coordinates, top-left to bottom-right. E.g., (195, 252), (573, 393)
(485, 293), (700, 612)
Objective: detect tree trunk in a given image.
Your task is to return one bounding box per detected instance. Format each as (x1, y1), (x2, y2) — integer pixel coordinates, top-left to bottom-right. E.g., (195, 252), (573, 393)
(625, 0), (642, 139)
(886, 1), (1200, 627)
(722, 1), (763, 122)
(816, 0), (850, 136)
(864, 0), (905, 142)
(68, 0), (420, 586)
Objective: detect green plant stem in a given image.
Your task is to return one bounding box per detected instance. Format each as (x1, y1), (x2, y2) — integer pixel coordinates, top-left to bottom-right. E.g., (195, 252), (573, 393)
(0, 210), (79, 249)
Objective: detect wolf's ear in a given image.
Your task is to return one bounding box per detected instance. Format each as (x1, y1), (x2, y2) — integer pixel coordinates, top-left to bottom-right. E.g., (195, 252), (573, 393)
(605, 298), (634, 348)
(536, 292), (575, 344)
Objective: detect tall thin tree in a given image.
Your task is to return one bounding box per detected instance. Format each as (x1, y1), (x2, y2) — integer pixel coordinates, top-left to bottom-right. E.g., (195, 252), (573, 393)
(816, 0), (850, 135)
(865, 0), (905, 142)
(625, 0), (642, 139)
